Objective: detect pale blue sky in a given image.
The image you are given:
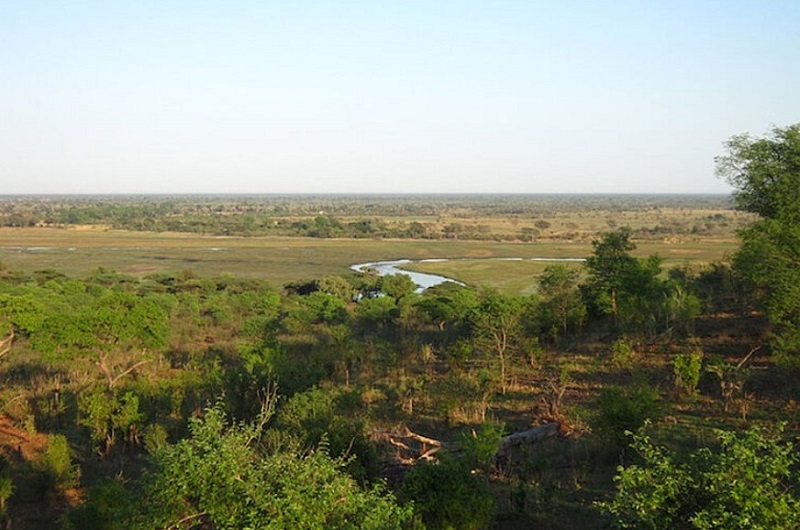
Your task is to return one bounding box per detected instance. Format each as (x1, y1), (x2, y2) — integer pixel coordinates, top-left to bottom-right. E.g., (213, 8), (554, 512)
(1, 1), (798, 194)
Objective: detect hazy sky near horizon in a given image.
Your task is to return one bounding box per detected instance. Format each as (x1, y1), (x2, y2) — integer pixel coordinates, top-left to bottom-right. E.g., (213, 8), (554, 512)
(1, 1), (798, 195)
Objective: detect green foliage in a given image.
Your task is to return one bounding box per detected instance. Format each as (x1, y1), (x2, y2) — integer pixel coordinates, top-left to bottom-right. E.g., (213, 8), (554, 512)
(583, 230), (680, 337)
(415, 282), (478, 335)
(584, 228), (637, 320)
(317, 274), (357, 301)
(275, 386), (379, 481)
(734, 218), (800, 364)
(673, 351), (703, 396)
(0, 456), (12, 518)
(602, 425), (800, 529)
(0, 293), (45, 336)
(135, 404), (412, 530)
(141, 423), (170, 454)
(719, 124), (800, 364)
(79, 390), (144, 455)
(470, 291), (525, 394)
(460, 422), (505, 471)
(302, 291), (350, 324)
(662, 280), (702, 335)
(610, 338), (636, 370)
(716, 124), (800, 222)
(33, 434), (80, 490)
(356, 296), (398, 326)
(63, 479), (135, 530)
(594, 385), (662, 449)
(399, 456), (495, 530)
(381, 273), (417, 300)
(537, 264), (586, 340)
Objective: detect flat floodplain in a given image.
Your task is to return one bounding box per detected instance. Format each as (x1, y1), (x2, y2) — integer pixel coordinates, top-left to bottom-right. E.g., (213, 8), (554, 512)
(0, 226), (739, 292)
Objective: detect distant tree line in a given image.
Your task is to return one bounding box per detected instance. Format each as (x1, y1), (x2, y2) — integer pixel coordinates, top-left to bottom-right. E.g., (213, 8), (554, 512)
(0, 194), (745, 241)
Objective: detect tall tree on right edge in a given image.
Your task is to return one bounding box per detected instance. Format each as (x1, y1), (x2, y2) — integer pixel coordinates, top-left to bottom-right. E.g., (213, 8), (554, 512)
(716, 124), (800, 367)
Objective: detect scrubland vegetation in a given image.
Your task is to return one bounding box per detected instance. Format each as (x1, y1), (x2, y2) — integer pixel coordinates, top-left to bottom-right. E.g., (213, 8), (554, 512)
(0, 126), (798, 529)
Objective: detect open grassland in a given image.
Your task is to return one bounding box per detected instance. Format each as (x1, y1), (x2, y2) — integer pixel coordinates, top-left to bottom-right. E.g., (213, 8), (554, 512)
(0, 226), (738, 292)
(404, 237), (739, 294)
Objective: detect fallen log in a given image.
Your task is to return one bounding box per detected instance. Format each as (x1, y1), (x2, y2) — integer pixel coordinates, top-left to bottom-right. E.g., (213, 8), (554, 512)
(494, 422), (562, 461)
(373, 424), (443, 465)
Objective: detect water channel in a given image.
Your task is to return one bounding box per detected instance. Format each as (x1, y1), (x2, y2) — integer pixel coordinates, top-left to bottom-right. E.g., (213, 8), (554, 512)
(350, 257), (586, 292)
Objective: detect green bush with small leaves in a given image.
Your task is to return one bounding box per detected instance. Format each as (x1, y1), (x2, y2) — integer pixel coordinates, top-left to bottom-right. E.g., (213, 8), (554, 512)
(602, 424), (800, 529)
(594, 384), (662, 450)
(673, 351), (703, 396)
(399, 456), (495, 530)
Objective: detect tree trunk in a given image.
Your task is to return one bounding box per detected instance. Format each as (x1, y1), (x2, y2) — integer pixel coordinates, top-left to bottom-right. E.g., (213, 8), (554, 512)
(494, 423), (562, 463)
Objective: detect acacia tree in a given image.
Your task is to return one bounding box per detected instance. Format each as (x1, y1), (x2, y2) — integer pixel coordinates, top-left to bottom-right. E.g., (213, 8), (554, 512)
(717, 124), (800, 365)
(470, 292), (525, 394)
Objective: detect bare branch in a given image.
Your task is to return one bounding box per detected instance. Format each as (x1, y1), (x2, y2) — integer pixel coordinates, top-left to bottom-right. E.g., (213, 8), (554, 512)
(0, 330), (14, 359)
(165, 511), (208, 530)
(109, 359), (151, 390)
(736, 345), (761, 369)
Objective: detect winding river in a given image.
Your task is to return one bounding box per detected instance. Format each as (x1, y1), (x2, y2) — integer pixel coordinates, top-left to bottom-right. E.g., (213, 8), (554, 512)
(350, 257), (586, 292)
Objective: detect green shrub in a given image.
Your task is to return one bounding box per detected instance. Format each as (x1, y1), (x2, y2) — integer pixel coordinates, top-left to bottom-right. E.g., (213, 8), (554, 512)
(275, 386), (379, 482)
(62, 479), (134, 530)
(673, 351), (703, 396)
(459, 422), (505, 471)
(399, 456), (495, 530)
(142, 423), (170, 454)
(594, 384), (661, 450)
(602, 424), (799, 529)
(0, 456), (12, 519)
(610, 338), (636, 369)
(134, 405), (411, 530)
(33, 434), (79, 490)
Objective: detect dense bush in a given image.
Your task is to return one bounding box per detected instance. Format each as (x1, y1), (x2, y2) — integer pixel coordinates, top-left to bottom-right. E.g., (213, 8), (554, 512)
(399, 456), (496, 530)
(594, 384), (662, 450)
(602, 425), (799, 529)
(673, 351), (703, 396)
(135, 405), (412, 530)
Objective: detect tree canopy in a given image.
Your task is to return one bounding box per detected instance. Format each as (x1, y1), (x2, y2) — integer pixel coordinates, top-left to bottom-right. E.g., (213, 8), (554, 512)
(716, 124), (800, 222)
(719, 123), (800, 364)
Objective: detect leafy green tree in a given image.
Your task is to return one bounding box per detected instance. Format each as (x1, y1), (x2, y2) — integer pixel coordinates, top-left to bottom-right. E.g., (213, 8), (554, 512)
(31, 288), (169, 390)
(355, 296), (398, 328)
(717, 124), (800, 365)
(469, 292), (524, 394)
(274, 386), (379, 482)
(602, 425), (799, 529)
(537, 264), (586, 340)
(134, 404), (412, 530)
(615, 255), (668, 336)
(317, 274), (357, 301)
(0, 293), (44, 357)
(301, 291), (350, 325)
(380, 273), (417, 300)
(716, 124), (800, 221)
(584, 230), (672, 336)
(79, 390), (144, 456)
(673, 351), (703, 397)
(415, 282), (478, 333)
(584, 228), (638, 323)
